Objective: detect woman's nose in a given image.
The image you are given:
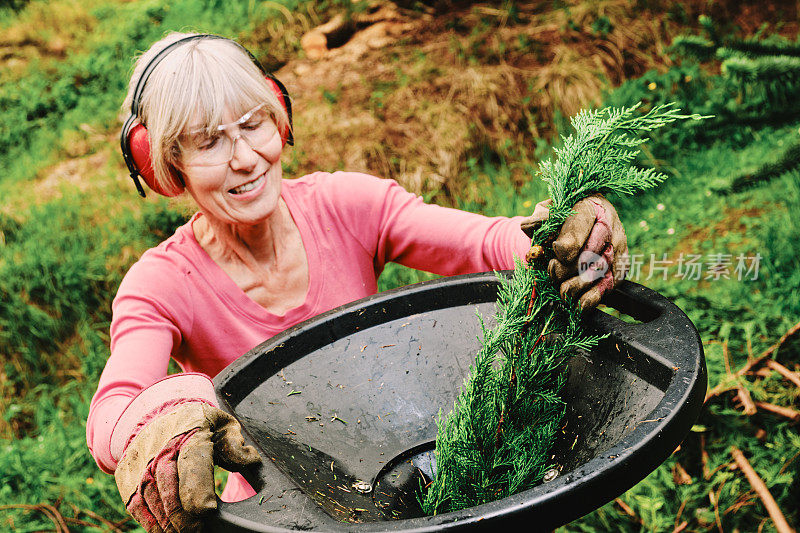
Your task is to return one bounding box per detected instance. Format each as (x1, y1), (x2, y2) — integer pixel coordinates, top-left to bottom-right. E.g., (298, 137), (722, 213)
(228, 135), (258, 171)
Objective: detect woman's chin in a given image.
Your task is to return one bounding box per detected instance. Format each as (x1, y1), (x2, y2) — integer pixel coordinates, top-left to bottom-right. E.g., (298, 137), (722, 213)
(188, 162), (284, 228)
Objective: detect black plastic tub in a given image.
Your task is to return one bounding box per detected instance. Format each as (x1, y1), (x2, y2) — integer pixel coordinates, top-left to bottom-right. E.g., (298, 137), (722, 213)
(209, 272), (706, 532)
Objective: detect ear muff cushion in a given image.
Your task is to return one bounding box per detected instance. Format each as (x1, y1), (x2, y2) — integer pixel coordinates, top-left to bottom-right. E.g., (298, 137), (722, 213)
(129, 123), (183, 197)
(265, 77), (293, 146)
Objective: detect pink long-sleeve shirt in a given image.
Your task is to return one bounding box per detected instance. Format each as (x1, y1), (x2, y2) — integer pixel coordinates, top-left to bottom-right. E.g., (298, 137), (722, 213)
(87, 171), (530, 499)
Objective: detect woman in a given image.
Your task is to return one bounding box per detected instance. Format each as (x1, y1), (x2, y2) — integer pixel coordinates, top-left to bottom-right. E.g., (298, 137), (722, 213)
(87, 32), (628, 533)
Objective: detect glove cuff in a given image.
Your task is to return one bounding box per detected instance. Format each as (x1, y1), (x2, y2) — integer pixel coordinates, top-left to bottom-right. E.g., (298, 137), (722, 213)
(110, 373), (217, 462)
(123, 397), (216, 453)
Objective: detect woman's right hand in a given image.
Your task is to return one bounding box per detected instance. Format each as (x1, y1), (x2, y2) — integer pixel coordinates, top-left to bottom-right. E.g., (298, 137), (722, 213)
(114, 402), (261, 532)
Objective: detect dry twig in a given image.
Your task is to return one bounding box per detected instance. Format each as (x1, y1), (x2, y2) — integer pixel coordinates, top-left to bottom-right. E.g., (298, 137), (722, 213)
(779, 449), (800, 476)
(0, 504), (70, 533)
(709, 489), (723, 533)
(724, 494), (756, 515)
(672, 462), (693, 485)
(674, 498), (687, 530)
(755, 402), (800, 422)
(77, 506), (127, 533)
(673, 521), (688, 533)
(736, 385), (758, 415)
(705, 381), (738, 402)
(759, 320), (800, 361)
(701, 434), (711, 480)
(615, 498), (639, 522)
(706, 320), (800, 402)
(722, 339), (733, 375)
(751, 367), (774, 378)
(765, 360), (800, 389)
(730, 446), (795, 533)
(64, 516), (100, 528)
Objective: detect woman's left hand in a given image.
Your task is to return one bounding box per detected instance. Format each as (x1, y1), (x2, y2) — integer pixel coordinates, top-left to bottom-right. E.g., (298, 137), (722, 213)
(520, 194), (628, 310)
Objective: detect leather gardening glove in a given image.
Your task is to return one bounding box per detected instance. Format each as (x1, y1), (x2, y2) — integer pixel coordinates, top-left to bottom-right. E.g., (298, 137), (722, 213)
(520, 194), (629, 310)
(115, 402), (261, 533)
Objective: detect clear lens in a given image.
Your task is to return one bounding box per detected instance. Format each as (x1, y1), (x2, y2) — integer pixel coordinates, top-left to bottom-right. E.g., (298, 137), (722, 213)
(181, 104), (276, 167)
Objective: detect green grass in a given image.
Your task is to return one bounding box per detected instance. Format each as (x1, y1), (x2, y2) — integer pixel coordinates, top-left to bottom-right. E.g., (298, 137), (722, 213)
(560, 130), (800, 532)
(2, 1), (799, 531)
(0, 323), (130, 532)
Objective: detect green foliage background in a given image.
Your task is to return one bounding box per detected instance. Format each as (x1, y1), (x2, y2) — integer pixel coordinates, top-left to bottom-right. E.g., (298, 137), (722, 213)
(1, 0), (799, 531)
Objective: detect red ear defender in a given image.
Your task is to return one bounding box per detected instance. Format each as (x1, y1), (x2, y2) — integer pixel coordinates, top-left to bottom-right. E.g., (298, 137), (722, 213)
(265, 75), (294, 147)
(128, 123), (184, 197)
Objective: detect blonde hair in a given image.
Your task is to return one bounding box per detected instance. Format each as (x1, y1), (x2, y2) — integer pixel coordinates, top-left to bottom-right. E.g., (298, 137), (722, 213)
(122, 32), (291, 196)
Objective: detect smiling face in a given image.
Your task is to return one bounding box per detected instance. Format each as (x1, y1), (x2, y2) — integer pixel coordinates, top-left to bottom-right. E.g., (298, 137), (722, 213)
(179, 105), (285, 227)
(125, 33), (292, 199)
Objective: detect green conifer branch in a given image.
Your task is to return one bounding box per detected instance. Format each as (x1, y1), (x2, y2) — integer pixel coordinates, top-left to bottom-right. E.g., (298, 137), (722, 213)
(670, 25), (800, 193)
(698, 15), (720, 47)
(721, 54), (800, 83)
(721, 40), (800, 59)
(670, 35), (716, 61)
(715, 141), (800, 194)
(672, 29), (800, 62)
(421, 103), (707, 516)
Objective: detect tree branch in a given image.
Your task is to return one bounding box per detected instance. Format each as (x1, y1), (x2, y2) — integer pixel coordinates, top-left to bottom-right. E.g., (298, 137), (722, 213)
(730, 446), (794, 533)
(765, 360), (800, 390)
(755, 402), (800, 422)
(705, 319), (800, 402)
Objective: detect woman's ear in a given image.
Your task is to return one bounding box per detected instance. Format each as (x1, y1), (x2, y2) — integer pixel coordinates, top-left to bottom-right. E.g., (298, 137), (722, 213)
(166, 145), (187, 190)
(168, 162), (187, 190)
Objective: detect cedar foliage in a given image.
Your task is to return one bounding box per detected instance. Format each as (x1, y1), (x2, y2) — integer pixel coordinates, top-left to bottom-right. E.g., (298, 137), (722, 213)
(422, 103), (707, 515)
(672, 21), (800, 192)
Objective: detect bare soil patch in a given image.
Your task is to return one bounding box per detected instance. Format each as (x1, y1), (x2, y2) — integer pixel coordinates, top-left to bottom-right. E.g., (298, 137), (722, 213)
(265, 0), (797, 201)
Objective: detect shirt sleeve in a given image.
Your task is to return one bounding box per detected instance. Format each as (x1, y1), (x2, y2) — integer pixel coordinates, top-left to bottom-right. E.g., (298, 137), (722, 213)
(323, 172), (532, 276)
(85, 256), (216, 473)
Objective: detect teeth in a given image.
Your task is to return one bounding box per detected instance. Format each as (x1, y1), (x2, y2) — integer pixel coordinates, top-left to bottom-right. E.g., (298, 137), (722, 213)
(230, 174), (264, 194)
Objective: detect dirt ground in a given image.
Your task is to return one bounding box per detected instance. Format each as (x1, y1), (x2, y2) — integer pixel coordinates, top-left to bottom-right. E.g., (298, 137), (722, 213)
(257, 0), (798, 199)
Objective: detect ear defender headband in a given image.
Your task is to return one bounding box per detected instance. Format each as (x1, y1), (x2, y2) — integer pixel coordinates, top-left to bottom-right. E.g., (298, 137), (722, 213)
(120, 34), (294, 197)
